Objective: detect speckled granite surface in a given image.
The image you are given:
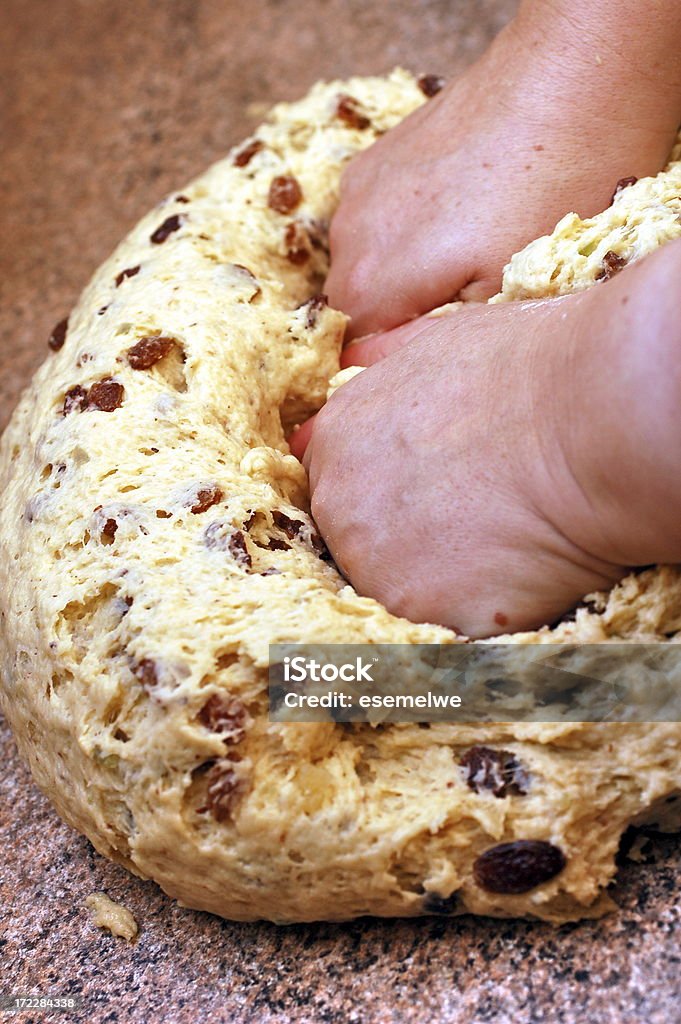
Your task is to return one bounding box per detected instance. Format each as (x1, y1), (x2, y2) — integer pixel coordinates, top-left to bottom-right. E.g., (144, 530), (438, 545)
(1, 1), (680, 1021)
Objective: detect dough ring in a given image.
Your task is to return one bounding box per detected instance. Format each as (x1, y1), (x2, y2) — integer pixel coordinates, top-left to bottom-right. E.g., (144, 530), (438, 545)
(2, 70), (681, 924)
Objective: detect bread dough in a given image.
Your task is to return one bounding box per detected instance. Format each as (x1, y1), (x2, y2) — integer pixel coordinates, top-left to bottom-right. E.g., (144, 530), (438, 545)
(84, 892), (138, 941)
(1, 69), (680, 924)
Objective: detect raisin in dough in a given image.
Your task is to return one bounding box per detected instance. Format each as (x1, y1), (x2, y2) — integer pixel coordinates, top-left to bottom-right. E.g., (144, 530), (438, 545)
(1, 69), (680, 925)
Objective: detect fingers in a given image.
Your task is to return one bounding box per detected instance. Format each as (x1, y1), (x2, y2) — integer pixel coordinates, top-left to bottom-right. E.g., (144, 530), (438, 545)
(457, 278), (499, 303)
(290, 312), (445, 463)
(326, 202), (473, 339)
(288, 415), (316, 461)
(340, 315), (438, 368)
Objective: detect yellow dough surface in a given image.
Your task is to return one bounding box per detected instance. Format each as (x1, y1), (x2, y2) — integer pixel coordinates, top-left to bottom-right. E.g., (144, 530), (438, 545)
(1, 70), (680, 924)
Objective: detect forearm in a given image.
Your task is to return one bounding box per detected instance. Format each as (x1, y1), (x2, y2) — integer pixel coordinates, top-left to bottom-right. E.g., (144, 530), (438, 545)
(515, 0), (681, 72)
(495, 0), (681, 137)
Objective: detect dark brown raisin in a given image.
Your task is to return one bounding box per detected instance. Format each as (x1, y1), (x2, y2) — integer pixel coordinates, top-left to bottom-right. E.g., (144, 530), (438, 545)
(190, 485), (224, 515)
(233, 138), (264, 167)
(335, 94), (371, 130)
(198, 694), (247, 743)
(115, 265), (141, 287)
(175, 194), (190, 203)
(151, 214), (183, 244)
(97, 306), (109, 316)
(418, 73), (445, 98)
(422, 891), (458, 915)
(205, 760), (244, 821)
(297, 293), (328, 329)
(610, 176), (638, 205)
(268, 175), (303, 214)
(473, 840), (566, 894)
(48, 318), (69, 352)
(284, 222), (310, 265)
(87, 379), (125, 412)
(229, 529), (252, 568)
(459, 746), (528, 798)
(267, 537), (291, 551)
(311, 530), (332, 560)
(272, 510), (305, 538)
(63, 385), (88, 416)
(597, 251), (628, 281)
(133, 658), (159, 689)
(101, 518), (119, 543)
(127, 335), (177, 370)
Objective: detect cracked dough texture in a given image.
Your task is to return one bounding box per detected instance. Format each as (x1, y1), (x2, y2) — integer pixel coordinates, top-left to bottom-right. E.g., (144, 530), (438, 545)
(1, 69), (681, 924)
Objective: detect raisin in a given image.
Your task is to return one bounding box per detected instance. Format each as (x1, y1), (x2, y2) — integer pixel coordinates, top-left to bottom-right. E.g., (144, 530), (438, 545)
(311, 530), (332, 560)
(297, 293), (327, 329)
(422, 891), (458, 915)
(473, 840), (566, 894)
(229, 529), (252, 568)
(272, 510), (305, 538)
(267, 537), (291, 551)
(204, 523), (252, 568)
(97, 306), (109, 316)
(268, 175), (303, 214)
(190, 485), (224, 515)
(284, 222), (310, 265)
(87, 379), (125, 412)
(335, 94), (371, 130)
(205, 760), (243, 821)
(48, 318), (69, 352)
(150, 214), (183, 244)
(597, 251), (628, 281)
(611, 176), (638, 205)
(198, 694), (247, 743)
(459, 746), (528, 798)
(261, 567), (282, 576)
(233, 138), (263, 167)
(115, 265), (141, 287)
(127, 335), (177, 370)
(243, 511), (257, 531)
(133, 658), (159, 689)
(101, 518), (119, 543)
(417, 74), (445, 98)
(175, 194), (190, 203)
(63, 385), (88, 416)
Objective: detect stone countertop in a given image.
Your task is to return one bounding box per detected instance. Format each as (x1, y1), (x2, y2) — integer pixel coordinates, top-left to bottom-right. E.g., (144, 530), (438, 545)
(1, 1), (679, 1021)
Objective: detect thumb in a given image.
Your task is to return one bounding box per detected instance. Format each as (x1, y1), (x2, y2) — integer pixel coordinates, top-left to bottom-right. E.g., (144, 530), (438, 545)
(340, 312), (442, 368)
(288, 415), (316, 461)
